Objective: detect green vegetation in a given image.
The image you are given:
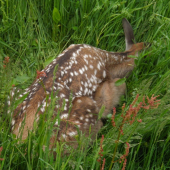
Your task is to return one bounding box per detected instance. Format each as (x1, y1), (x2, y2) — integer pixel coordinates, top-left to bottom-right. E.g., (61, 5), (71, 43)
(0, 0), (170, 169)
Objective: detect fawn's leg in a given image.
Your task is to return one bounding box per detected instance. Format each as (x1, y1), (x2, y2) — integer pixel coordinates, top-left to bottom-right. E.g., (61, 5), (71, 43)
(94, 78), (126, 117)
(50, 96), (103, 151)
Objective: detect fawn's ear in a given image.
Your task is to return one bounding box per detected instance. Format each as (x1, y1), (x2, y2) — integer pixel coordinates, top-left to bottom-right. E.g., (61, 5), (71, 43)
(122, 18), (135, 51)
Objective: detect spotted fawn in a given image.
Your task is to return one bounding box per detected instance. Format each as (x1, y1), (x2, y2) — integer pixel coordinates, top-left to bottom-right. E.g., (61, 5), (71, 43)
(10, 18), (145, 150)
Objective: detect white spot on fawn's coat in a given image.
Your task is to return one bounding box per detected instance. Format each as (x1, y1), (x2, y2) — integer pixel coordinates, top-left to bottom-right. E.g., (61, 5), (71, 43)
(60, 114), (68, 119)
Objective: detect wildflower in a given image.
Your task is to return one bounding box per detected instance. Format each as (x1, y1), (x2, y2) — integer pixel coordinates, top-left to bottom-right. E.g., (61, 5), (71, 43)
(98, 135), (105, 170)
(120, 128), (124, 135)
(36, 70), (47, 79)
(97, 135), (104, 163)
(119, 143), (130, 170)
(122, 158), (127, 170)
(101, 158), (106, 170)
(137, 119), (142, 123)
(141, 105), (150, 110)
(119, 142), (130, 161)
(3, 56), (10, 69)
(3, 56), (10, 64)
(146, 94), (160, 109)
(141, 94), (160, 109)
(121, 103), (126, 114)
(111, 107), (116, 127)
(124, 142), (130, 157)
(109, 94), (161, 170)
(0, 146), (4, 161)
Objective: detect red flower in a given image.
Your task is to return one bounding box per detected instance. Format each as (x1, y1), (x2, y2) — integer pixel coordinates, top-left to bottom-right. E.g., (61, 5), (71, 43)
(137, 119), (142, 123)
(101, 158), (106, 170)
(98, 135), (104, 162)
(146, 94), (160, 109)
(110, 94), (161, 170)
(0, 146), (4, 161)
(36, 70), (47, 79)
(111, 107), (116, 127)
(119, 143), (130, 170)
(97, 135), (105, 170)
(122, 158), (127, 170)
(3, 56), (10, 64)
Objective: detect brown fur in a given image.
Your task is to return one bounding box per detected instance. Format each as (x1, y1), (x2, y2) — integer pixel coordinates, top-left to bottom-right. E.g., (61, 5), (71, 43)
(95, 78), (126, 117)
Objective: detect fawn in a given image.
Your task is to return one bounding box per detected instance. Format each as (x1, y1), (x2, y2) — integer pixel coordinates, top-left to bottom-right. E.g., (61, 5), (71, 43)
(10, 18), (145, 150)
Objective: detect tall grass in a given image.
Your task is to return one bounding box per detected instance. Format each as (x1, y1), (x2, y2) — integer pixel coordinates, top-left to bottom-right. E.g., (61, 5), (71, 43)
(0, 0), (170, 169)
